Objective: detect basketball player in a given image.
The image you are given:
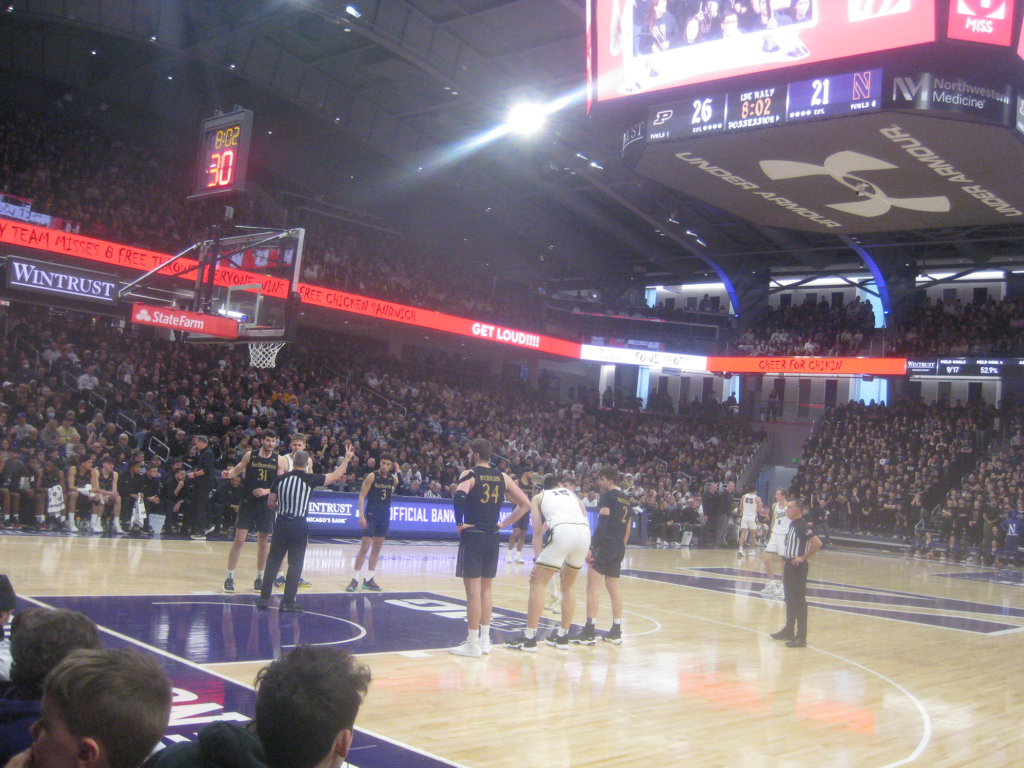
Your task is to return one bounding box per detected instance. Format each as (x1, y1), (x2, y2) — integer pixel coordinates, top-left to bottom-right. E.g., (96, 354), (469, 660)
(545, 475), (580, 611)
(450, 438), (530, 658)
(347, 453), (399, 593)
(284, 434), (308, 471)
(570, 466), (631, 646)
(506, 469), (537, 563)
(505, 474), (591, 652)
(761, 487), (789, 597)
(66, 456), (95, 533)
(90, 455), (121, 534)
(737, 486), (764, 558)
(221, 430), (290, 594)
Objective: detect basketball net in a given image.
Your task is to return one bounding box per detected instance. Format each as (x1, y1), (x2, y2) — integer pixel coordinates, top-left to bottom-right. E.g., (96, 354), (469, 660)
(248, 341), (286, 369)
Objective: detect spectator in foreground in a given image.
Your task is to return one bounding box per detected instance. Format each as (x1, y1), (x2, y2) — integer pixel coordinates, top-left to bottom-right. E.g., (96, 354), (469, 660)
(5, 648), (172, 768)
(0, 576), (16, 681)
(144, 646), (371, 768)
(0, 608), (103, 764)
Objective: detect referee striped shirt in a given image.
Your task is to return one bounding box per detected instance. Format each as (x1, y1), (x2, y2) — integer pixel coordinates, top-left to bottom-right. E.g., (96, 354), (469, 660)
(784, 518), (815, 559)
(270, 470), (327, 519)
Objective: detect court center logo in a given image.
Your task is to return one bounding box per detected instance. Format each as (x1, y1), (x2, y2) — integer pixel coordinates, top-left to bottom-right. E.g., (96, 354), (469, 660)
(759, 150), (950, 218)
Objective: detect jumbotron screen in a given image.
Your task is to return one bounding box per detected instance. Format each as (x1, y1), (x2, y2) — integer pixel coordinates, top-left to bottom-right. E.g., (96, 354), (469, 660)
(591, 0), (936, 102)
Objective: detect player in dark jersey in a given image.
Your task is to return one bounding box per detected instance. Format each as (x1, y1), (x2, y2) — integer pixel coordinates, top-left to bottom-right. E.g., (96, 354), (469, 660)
(221, 430), (290, 593)
(571, 466), (631, 646)
(348, 453), (400, 593)
(91, 455), (121, 534)
(450, 438), (530, 658)
(507, 468), (540, 563)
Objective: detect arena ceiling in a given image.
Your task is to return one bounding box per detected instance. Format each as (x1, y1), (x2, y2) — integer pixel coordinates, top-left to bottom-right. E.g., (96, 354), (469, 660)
(2, 0), (1024, 311)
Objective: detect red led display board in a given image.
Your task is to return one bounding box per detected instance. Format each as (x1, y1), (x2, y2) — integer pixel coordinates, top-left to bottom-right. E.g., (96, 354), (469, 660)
(591, 0), (936, 102)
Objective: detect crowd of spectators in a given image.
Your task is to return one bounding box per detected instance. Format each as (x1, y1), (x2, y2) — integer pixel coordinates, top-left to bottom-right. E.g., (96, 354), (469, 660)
(0, 308), (766, 536)
(884, 296), (1024, 357)
(0, 107), (537, 330)
(791, 398), (991, 539)
(293, 212), (541, 330)
(731, 295), (876, 357)
(926, 410), (1024, 564)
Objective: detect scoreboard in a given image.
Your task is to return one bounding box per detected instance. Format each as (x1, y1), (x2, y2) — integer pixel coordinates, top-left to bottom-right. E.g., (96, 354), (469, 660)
(907, 358), (1015, 377)
(649, 69), (882, 141)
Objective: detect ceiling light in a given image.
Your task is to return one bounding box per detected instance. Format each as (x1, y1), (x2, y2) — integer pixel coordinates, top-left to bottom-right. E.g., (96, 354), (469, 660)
(345, 5), (362, 18)
(229, 63), (236, 69)
(150, 35), (157, 41)
(506, 102), (546, 136)
(589, 161), (603, 170)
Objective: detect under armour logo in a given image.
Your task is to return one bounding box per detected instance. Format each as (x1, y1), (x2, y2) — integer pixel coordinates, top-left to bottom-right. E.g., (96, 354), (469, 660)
(135, 308), (152, 321)
(760, 151), (950, 218)
(652, 110), (674, 126)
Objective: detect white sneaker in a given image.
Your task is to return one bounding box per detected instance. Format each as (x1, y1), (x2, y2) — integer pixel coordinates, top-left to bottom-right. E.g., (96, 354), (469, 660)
(449, 640), (481, 658)
(759, 583), (775, 594)
(90, 515), (103, 533)
(514, 553), (525, 563)
(66, 513), (77, 533)
(480, 634), (491, 655)
(113, 518), (124, 534)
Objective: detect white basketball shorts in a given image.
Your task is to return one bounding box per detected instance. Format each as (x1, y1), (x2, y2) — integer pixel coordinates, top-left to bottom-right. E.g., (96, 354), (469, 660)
(535, 523), (592, 571)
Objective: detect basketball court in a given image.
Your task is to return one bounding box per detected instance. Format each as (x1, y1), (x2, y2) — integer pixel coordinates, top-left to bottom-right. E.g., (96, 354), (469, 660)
(4, 532), (1021, 767)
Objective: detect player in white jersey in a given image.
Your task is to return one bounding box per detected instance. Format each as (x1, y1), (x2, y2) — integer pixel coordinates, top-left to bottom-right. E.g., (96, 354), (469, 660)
(504, 474), (591, 652)
(761, 487), (790, 596)
(737, 486), (764, 558)
(284, 433), (308, 472)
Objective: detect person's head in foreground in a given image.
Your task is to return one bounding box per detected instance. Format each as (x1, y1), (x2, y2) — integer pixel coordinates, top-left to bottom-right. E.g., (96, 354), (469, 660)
(28, 648), (172, 768)
(255, 646), (372, 768)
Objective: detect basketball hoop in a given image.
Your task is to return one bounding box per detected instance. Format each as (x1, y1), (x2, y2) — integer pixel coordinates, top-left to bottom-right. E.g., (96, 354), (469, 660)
(248, 341), (286, 369)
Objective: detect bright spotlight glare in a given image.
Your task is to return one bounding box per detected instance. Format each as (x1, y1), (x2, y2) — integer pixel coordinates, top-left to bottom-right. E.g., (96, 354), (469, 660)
(345, 5), (361, 18)
(507, 103), (546, 135)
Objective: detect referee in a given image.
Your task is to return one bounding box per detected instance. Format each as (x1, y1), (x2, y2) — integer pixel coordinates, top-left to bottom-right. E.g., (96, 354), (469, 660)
(257, 446), (353, 612)
(770, 497), (821, 647)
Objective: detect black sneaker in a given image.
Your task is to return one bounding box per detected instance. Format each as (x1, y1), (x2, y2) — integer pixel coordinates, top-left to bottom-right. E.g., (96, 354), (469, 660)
(770, 629), (796, 641)
(362, 578), (383, 592)
(602, 626), (623, 645)
(345, 578), (359, 593)
(256, 599), (269, 610)
(253, 576), (263, 592)
(569, 626), (596, 646)
(545, 633), (569, 650)
(280, 602), (303, 613)
(785, 638), (807, 648)
(504, 634), (538, 653)
(223, 577), (235, 593)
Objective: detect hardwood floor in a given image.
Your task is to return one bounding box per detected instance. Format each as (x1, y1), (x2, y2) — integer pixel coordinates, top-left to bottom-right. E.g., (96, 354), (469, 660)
(3, 532), (1022, 767)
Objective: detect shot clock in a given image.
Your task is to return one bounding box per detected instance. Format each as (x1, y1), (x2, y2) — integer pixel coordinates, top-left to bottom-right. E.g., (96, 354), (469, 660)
(190, 109), (254, 200)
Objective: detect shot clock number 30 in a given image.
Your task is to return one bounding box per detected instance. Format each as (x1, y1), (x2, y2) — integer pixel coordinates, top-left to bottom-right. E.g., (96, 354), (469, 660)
(190, 109), (254, 200)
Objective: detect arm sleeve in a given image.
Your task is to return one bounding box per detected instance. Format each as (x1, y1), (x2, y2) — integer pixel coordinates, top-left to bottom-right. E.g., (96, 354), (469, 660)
(453, 490), (469, 526)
